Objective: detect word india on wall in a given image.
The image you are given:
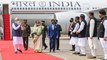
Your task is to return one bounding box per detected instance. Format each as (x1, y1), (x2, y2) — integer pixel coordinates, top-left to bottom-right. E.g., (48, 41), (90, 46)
(11, 1), (81, 11)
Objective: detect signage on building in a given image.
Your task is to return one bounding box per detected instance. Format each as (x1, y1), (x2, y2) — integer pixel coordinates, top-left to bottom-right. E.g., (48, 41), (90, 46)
(11, 1), (81, 11)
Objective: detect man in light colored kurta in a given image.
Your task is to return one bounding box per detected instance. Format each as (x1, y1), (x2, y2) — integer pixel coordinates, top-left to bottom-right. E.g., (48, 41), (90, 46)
(76, 14), (87, 56)
(98, 9), (107, 60)
(12, 17), (23, 54)
(87, 12), (98, 59)
(70, 16), (80, 54)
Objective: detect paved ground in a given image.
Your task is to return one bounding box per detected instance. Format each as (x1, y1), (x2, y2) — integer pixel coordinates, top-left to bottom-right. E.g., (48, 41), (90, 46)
(0, 36), (104, 60)
(29, 36), (104, 60)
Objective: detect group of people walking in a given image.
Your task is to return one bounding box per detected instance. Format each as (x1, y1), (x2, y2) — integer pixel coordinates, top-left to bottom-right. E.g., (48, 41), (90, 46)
(12, 18), (62, 54)
(69, 9), (107, 60)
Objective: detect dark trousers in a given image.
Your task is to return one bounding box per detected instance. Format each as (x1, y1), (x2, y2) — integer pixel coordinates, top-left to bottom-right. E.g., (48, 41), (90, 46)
(49, 37), (56, 52)
(42, 36), (47, 48)
(56, 37), (60, 50)
(68, 31), (72, 38)
(23, 37), (29, 50)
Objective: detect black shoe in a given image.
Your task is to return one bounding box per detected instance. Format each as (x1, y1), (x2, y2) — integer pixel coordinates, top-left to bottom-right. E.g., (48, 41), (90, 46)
(73, 52), (80, 55)
(72, 45), (75, 51)
(44, 46), (48, 50)
(15, 51), (17, 54)
(17, 49), (22, 53)
(87, 56), (96, 59)
(24, 48), (28, 51)
(79, 54), (86, 56)
(53, 51), (55, 53)
(56, 49), (60, 50)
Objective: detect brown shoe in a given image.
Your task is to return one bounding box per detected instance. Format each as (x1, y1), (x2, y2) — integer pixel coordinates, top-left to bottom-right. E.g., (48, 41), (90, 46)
(15, 51), (17, 54)
(87, 55), (96, 59)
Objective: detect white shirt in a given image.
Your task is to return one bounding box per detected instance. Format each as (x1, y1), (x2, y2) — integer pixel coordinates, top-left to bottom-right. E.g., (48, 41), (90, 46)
(103, 20), (107, 37)
(77, 21), (85, 32)
(89, 19), (95, 37)
(73, 23), (79, 33)
(52, 24), (54, 30)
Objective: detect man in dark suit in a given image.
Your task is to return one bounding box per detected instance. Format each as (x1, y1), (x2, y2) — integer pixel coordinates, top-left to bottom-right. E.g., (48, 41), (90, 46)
(41, 21), (48, 50)
(48, 19), (58, 52)
(55, 20), (62, 50)
(22, 19), (31, 50)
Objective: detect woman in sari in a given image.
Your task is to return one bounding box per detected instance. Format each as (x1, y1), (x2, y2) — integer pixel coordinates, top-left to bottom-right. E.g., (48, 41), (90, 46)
(31, 21), (44, 53)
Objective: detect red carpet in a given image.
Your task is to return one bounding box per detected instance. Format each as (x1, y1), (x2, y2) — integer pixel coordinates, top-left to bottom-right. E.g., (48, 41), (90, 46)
(0, 41), (63, 60)
(3, 14), (11, 40)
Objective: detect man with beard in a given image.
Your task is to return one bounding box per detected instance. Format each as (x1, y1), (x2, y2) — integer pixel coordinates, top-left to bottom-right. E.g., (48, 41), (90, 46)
(98, 9), (107, 60)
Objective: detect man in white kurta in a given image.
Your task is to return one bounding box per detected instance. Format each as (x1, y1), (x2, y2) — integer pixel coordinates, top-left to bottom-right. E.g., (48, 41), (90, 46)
(98, 9), (107, 60)
(87, 12), (98, 59)
(76, 14), (87, 56)
(70, 16), (80, 54)
(12, 18), (23, 54)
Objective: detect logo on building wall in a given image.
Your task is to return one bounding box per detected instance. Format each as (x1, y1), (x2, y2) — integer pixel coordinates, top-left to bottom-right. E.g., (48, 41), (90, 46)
(39, 1), (46, 7)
